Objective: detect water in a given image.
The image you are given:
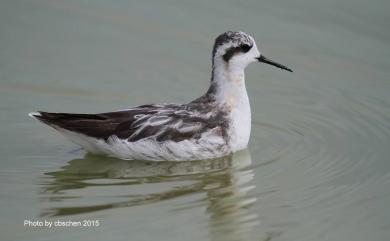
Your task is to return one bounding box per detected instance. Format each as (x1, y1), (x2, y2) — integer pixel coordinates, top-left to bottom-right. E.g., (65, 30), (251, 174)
(1, 0), (390, 240)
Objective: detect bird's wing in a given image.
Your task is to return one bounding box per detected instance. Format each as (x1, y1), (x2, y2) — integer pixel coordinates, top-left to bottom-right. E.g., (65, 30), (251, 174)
(31, 104), (226, 142)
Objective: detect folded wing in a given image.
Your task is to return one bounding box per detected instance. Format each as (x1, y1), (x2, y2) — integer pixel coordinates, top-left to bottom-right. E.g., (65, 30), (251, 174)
(30, 104), (226, 143)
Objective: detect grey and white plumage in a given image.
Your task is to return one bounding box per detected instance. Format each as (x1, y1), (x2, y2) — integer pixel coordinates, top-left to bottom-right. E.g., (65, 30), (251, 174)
(29, 31), (292, 161)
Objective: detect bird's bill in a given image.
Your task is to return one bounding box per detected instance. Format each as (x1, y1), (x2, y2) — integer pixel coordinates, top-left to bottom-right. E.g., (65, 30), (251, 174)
(256, 55), (292, 72)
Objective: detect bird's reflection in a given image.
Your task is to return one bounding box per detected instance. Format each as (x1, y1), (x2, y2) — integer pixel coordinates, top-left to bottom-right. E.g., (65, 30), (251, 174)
(41, 150), (259, 240)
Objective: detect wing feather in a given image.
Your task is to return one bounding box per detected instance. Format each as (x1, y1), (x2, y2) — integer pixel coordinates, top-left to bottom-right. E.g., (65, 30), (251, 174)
(33, 104), (227, 143)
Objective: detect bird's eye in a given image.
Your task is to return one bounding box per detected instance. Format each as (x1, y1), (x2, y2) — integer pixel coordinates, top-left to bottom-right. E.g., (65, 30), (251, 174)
(240, 44), (252, 53)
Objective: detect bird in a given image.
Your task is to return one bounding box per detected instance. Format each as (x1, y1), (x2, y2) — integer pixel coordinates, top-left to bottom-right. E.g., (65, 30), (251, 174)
(29, 31), (292, 161)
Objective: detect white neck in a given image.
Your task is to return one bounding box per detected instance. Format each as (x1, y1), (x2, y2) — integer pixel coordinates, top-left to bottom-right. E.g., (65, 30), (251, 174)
(210, 60), (248, 103)
(209, 60), (252, 151)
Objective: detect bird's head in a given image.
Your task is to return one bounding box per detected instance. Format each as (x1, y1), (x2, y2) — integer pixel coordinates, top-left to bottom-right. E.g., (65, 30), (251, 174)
(212, 31), (292, 72)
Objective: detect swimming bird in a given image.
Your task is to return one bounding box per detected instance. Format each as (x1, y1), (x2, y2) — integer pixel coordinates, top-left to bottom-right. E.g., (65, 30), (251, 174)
(29, 31), (292, 161)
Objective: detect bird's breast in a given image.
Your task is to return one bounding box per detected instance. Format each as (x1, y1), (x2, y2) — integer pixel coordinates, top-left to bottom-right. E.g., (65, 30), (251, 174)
(227, 93), (251, 152)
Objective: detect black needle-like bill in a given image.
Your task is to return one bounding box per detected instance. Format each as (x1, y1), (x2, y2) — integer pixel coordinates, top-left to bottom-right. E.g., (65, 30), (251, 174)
(256, 55), (293, 72)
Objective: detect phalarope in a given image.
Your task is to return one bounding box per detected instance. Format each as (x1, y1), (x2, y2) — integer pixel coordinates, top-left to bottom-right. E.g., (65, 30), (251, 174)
(29, 31), (292, 161)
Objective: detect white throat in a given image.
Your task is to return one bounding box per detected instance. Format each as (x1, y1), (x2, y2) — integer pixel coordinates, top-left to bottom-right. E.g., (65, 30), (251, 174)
(210, 60), (252, 151)
(212, 60), (247, 104)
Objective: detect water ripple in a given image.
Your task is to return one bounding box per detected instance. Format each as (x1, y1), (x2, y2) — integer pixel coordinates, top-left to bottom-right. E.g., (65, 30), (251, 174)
(248, 86), (390, 240)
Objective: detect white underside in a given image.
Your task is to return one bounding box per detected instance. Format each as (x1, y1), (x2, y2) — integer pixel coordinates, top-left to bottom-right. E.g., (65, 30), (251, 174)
(56, 127), (231, 161)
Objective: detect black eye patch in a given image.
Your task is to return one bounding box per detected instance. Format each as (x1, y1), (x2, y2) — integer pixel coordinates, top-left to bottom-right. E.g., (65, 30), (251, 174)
(222, 44), (253, 62)
(240, 44), (252, 53)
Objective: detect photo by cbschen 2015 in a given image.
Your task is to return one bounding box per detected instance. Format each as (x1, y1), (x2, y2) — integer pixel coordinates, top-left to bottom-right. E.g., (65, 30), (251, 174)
(1, 1), (389, 241)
